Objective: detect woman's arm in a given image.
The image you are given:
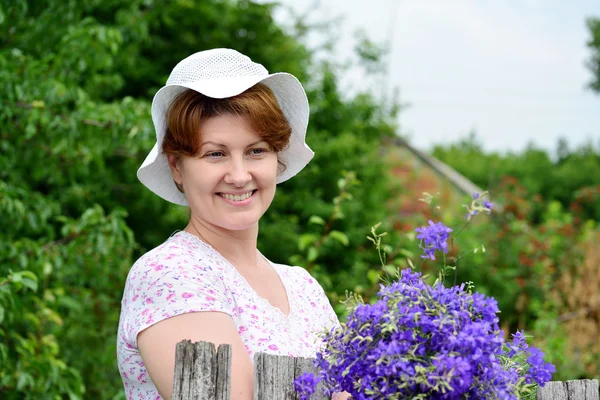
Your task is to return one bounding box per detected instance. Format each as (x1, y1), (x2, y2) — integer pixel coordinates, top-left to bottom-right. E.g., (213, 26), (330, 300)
(137, 311), (253, 400)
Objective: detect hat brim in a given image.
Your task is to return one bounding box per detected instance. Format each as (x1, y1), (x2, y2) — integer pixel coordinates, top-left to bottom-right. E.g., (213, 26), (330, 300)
(137, 73), (313, 206)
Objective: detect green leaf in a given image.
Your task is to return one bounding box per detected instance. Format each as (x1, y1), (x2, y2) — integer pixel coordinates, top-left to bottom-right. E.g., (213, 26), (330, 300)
(12, 271), (39, 292)
(328, 230), (349, 246)
(367, 269), (379, 284)
(383, 265), (397, 275)
(308, 215), (325, 225)
(298, 233), (318, 251)
(307, 246), (318, 262)
(0, 343), (7, 365)
(399, 248), (414, 258)
(43, 261), (53, 276)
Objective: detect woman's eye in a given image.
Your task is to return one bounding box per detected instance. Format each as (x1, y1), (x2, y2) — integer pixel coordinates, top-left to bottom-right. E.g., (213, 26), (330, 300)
(250, 148), (267, 155)
(205, 151), (224, 158)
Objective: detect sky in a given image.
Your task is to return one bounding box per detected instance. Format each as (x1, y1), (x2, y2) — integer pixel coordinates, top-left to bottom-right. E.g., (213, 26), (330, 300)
(264, 0), (600, 154)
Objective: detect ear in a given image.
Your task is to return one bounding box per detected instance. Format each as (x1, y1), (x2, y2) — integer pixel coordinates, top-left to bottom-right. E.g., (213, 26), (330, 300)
(167, 154), (183, 184)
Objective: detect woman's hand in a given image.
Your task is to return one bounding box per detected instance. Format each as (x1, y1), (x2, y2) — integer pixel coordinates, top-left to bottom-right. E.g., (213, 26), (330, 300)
(332, 391), (352, 399)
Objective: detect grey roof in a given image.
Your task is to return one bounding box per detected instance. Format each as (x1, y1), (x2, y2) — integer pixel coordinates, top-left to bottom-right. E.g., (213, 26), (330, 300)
(391, 137), (484, 197)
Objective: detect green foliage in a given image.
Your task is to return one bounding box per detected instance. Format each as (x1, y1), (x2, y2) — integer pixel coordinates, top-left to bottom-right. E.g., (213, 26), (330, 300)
(1, 0), (398, 397)
(431, 133), (600, 223)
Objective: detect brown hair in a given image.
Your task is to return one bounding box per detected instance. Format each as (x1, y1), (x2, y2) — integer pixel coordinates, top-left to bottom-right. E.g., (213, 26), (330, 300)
(162, 83), (291, 170)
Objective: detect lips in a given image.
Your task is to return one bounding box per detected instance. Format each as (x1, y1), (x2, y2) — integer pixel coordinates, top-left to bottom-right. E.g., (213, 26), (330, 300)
(217, 190), (257, 202)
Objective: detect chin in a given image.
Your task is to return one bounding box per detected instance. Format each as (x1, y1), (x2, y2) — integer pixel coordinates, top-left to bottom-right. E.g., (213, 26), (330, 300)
(218, 217), (261, 232)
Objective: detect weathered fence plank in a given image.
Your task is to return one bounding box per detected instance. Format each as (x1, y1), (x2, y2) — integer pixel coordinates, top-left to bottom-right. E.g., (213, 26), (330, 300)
(293, 357), (328, 399)
(253, 352), (329, 399)
(172, 340), (232, 400)
(215, 344), (232, 400)
(537, 379), (599, 400)
(254, 352), (297, 399)
(253, 352), (293, 399)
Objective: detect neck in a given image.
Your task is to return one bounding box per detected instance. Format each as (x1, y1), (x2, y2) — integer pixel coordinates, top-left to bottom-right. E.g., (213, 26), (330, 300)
(185, 216), (260, 268)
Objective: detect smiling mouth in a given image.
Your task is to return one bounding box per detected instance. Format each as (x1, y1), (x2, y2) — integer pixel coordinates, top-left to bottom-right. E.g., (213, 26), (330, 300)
(217, 190), (257, 202)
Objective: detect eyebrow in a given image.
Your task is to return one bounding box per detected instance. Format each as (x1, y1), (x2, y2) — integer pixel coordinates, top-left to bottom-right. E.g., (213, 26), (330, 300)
(199, 140), (268, 148)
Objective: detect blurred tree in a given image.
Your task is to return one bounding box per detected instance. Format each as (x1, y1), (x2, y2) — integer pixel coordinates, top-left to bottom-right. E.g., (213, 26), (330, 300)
(586, 17), (600, 93)
(432, 135), (600, 224)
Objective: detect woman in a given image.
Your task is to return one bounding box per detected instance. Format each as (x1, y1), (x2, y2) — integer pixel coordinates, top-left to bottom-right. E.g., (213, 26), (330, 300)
(117, 48), (340, 399)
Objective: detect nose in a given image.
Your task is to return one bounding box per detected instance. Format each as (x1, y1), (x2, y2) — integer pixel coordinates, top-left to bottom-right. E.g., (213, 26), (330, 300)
(224, 157), (251, 187)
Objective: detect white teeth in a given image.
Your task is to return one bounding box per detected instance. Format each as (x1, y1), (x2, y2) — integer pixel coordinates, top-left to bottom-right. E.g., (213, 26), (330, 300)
(221, 191), (253, 202)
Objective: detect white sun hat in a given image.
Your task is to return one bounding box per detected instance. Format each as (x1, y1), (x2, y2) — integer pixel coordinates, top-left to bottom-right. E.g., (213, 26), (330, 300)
(137, 48), (313, 206)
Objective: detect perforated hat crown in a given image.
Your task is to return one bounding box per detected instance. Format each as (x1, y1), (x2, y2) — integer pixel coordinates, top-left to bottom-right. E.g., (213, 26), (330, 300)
(137, 48), (313, 206)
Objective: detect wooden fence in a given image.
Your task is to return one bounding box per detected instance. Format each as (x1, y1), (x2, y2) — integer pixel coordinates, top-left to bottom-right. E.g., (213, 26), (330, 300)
(172, 340), (599, 400)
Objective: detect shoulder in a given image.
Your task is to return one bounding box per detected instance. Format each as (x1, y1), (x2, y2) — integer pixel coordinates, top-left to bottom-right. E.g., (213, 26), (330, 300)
(125, 231), (220, 288)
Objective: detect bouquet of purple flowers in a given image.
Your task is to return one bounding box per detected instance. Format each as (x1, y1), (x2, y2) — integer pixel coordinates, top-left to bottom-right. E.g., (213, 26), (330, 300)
(295, 192), (555, 400)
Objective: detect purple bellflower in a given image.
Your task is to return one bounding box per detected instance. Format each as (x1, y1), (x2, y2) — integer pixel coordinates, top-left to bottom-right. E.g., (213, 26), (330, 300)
(415, 220), (453, 260)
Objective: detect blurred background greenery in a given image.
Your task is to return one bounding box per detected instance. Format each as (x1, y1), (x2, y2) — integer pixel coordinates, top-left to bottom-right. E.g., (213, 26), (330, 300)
(0, 0), (599, 398)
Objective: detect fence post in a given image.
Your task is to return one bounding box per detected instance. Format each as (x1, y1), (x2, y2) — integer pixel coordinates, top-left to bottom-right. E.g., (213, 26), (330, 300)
(537, 379), (599, 400)
(253, 352), (327, 399)
(172, 340), (232, 400)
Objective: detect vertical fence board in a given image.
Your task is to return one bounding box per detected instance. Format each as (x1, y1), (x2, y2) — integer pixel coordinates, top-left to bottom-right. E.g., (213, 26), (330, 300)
(537, 379), (599, 400)
(254, 352), (298, 399)
(191, 341), (217, 399)
(172, 340), (190, 400)
(173, 340), (199, 399)
(173, 340), (231, 400)
(293, 357), (328, 399)
(215, 344), (232, 400)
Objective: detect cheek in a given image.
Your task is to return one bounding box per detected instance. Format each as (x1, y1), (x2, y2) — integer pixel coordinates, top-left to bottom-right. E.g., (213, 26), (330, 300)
(181, 166), (221, 191)
(267, 155), (279, 179)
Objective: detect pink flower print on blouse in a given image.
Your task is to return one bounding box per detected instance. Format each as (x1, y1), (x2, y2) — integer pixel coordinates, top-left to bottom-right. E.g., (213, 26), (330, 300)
(182, 292), (194, 299)
(268, 344), (279, 351)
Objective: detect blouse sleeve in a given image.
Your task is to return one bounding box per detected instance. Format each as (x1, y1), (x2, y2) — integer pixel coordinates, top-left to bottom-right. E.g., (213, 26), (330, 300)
(120, 245), (233, 348)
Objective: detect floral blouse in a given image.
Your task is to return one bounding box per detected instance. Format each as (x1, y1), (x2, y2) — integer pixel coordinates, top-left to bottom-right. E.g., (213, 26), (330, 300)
(117, 231), (339, 400)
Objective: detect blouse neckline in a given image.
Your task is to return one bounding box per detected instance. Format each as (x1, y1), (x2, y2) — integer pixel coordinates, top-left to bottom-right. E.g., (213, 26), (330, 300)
(172, 230), (296, 320)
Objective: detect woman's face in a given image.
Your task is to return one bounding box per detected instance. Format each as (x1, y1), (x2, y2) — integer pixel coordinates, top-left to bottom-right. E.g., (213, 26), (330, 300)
(169, 113), (278, 232)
